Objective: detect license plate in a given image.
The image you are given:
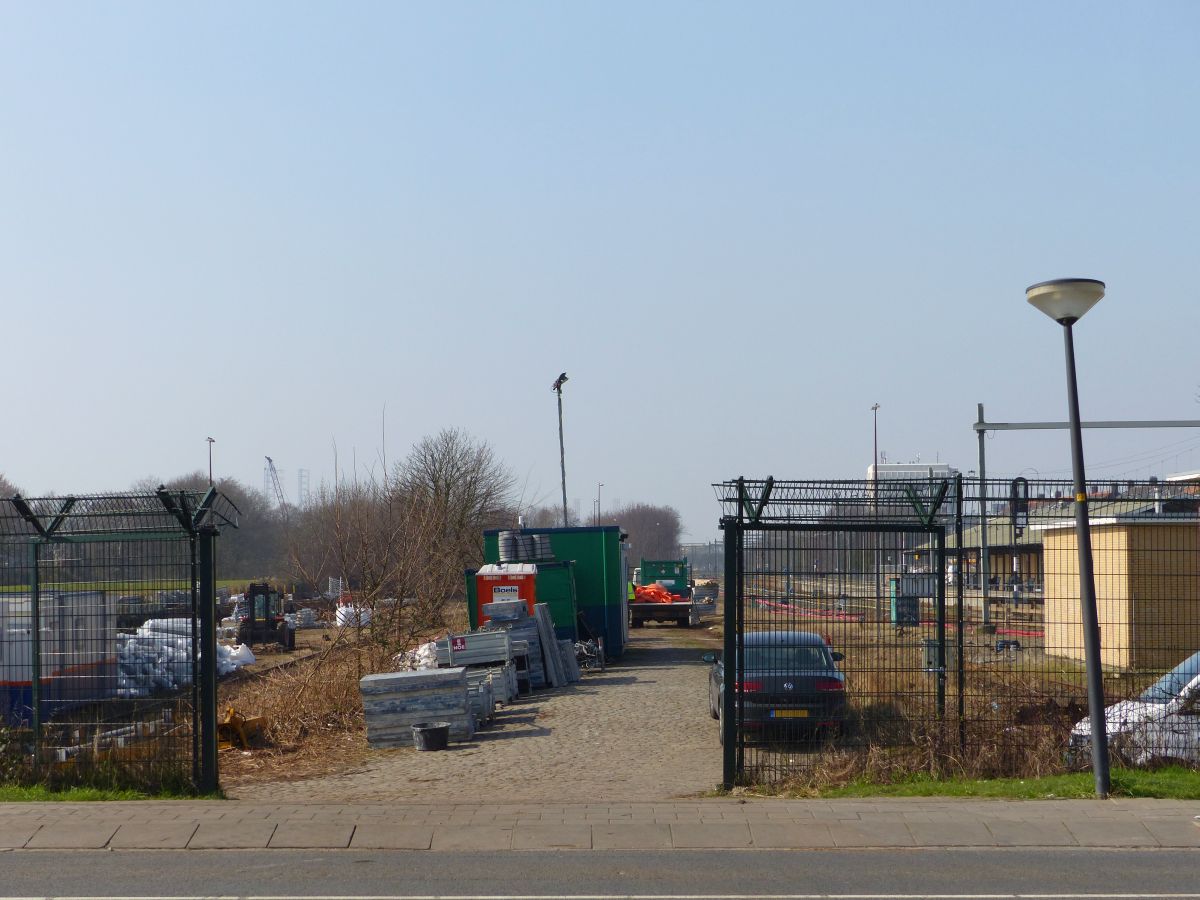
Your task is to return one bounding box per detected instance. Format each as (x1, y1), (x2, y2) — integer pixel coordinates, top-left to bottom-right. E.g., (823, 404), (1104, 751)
(770, 709), (808, 719)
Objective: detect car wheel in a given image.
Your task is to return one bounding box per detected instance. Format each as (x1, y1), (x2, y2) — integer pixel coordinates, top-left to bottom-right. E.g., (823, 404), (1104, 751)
(717, 705), (724, 746)
(709, 690), (719, 720)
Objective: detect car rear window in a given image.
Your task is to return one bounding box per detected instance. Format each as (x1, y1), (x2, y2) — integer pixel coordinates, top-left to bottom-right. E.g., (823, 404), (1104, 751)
(744, 645), (830, 671)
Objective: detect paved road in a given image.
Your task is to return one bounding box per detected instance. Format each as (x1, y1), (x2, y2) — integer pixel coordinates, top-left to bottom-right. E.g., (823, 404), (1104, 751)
(2, 848), (1200, 897)
(227, 625), (724, 804)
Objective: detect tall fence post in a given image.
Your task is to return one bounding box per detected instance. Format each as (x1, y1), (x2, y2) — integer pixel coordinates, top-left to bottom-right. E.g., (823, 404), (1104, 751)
(721, 518), (738, 789)
(955, 475), (966, 752)
(29, 542), (42, 773)
(196, 526), (219, 793)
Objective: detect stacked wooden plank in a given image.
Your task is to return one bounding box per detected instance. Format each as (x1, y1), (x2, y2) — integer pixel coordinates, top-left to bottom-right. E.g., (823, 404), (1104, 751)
(359, 667), (475, 749)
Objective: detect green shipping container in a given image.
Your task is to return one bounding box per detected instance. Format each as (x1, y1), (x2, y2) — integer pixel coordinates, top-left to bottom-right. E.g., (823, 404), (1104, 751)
(483, 526), (628, 657)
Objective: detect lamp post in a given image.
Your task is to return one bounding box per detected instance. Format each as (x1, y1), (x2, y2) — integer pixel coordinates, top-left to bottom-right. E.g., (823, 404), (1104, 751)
(206, 437), (215, 486)
(552, 373), (569, 527)
(872, 403), (881, 622)
(1027, 277), (1109, 798)
(595, 482), (603, 526)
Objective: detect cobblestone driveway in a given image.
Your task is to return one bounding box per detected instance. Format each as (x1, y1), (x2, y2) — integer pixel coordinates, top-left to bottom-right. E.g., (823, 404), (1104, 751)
(227, 626), (724, 803)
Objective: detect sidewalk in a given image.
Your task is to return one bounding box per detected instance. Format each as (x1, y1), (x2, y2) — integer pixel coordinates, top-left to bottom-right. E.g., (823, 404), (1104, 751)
(1, 798), (1197, 851)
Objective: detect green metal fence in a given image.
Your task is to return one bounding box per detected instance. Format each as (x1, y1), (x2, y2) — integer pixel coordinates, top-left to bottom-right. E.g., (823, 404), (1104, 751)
(717, 477), (1200, 787)
(0, 489), (237, 792)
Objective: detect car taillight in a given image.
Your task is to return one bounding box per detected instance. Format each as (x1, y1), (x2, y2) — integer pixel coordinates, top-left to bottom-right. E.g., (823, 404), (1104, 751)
(735, 680), (763, 693)
(815, 678), (844, 692)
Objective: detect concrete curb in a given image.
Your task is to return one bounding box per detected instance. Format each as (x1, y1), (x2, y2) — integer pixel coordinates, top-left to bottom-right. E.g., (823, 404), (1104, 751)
(1, 798), (1197, 851)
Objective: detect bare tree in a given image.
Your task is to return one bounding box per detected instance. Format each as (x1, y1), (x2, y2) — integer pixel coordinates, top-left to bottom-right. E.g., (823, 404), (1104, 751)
(286, 429), (517, 665)
(0, 473), (20, 497)
(605, 502), (682, 560)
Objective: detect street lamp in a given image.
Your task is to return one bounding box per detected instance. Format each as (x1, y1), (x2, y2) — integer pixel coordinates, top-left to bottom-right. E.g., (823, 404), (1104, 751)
(552, 373), (569, 527)
(1026, 277), (1109, 798)
(871, 403), (881, 622)
(206, 437), (215, 486)
(595, 482), (603, 526)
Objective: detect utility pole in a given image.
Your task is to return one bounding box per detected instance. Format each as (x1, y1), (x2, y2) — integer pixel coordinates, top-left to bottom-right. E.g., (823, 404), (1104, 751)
(552, 373), (569, 527)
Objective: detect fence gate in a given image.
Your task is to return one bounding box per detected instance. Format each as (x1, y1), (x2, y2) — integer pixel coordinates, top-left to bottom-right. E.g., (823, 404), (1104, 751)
(0, 489), (236, 792)
(718, 478), (959, 787)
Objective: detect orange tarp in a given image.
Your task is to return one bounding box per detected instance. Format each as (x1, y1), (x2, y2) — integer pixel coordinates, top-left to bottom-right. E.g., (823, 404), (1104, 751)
(634, 583), (684, 604)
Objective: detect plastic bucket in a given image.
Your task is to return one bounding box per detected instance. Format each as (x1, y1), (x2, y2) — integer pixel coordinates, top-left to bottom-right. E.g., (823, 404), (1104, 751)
(411, 721), (451, 751)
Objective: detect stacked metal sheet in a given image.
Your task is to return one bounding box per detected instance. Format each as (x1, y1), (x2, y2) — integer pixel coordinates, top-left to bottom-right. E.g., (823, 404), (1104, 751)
(486, 617), (545, 688)
(359, 667), (475, 749)
(534, 604), (565, 688)
(481, 599), (527, 622)
(466, 670), (496, 725)
(433, 630), (513, 667)
(558, 639), (582, 683)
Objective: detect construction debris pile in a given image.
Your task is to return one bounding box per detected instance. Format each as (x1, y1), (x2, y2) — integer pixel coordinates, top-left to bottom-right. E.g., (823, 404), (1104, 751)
(359, 601), (581, 751)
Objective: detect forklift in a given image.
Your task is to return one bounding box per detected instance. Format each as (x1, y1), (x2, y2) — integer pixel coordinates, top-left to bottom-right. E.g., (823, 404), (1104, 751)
(236, 582), (296, 650)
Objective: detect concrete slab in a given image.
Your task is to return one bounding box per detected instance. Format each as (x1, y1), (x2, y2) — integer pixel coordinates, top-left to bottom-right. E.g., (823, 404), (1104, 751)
(24, 822), (117, 850)
(670, 823), (753, 849)
(430, 825), (513, 851)
(0, 825), (38, 849)
(1141, 817), (1200, 848)
(270, 821), (354, 849)
(350, 824), (434, 850)
(827, 820), (915, 847)
(110, 822), (198, 849)
(591, 823), (672, 850)
(906, 820), (997, 846)
(188, 821), (277, 849)
(512, 824), (592, 850)
(748, 822), (834, 848)
(986, 819), (1078, 847)
(1065, 819), (1159, 847)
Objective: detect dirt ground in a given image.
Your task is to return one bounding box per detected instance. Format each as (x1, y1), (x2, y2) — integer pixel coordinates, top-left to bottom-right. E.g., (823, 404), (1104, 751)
(222, 623), (725, 803)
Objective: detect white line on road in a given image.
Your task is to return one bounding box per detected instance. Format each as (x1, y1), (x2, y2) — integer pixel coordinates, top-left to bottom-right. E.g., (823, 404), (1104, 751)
(14, 893), (1200, 900)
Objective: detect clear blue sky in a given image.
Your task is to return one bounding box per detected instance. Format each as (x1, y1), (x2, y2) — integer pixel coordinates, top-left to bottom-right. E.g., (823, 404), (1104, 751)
(3, 1), (1198, 541)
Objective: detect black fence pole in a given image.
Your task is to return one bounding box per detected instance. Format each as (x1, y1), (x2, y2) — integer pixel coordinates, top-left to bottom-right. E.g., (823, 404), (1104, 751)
(721, 519), (738, 788)
(936, 526), (947, 720)
(196, 526), (219, 794)
(955, 476), (966, 752)
(30, 542), (42, 774)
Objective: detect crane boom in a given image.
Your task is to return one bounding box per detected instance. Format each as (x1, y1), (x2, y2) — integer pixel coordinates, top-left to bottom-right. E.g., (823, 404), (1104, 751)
(265, 456), (287, 511)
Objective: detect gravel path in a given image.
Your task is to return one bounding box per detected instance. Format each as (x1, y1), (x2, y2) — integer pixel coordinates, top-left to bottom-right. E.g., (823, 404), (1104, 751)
(227, 625), (724, 804)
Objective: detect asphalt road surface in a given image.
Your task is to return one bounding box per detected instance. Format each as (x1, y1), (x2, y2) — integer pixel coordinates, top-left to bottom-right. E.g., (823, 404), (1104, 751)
(1, 848), (1198, 898)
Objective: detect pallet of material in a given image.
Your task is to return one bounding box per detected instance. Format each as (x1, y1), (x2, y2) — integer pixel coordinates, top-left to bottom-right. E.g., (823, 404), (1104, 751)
(485, 619), (545, 688)
(482, 600), (528, 622)
(434, 630), (514, 667)
(466, 674), (496, 726)
(359, 667), (476, 749)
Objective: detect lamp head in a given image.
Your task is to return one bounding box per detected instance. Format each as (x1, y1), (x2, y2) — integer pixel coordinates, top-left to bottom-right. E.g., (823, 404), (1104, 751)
(552, 372), (568, 392)
(1026, 278), (1105, 325)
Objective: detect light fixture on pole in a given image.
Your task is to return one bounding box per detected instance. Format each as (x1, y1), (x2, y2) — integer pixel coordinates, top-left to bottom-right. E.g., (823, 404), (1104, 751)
(596, 482), (603, 526)
(1027, 276), (1109, 798)
(871, 403), (881, 622)
(552, 373), (569, 528)
(206, 437), (216, 486)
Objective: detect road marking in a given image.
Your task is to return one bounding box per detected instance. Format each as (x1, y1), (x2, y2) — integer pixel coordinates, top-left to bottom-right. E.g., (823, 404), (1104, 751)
(16, 894), (1200, 900)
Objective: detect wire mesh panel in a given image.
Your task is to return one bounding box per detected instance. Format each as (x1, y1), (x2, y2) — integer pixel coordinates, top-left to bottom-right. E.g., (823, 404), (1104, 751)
(717, 476), (1200, 787)
(0, 490), (236, 792)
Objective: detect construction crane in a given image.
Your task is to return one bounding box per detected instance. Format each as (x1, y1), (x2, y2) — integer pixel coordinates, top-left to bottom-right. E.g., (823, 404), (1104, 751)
(265, 456), (288, 515)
